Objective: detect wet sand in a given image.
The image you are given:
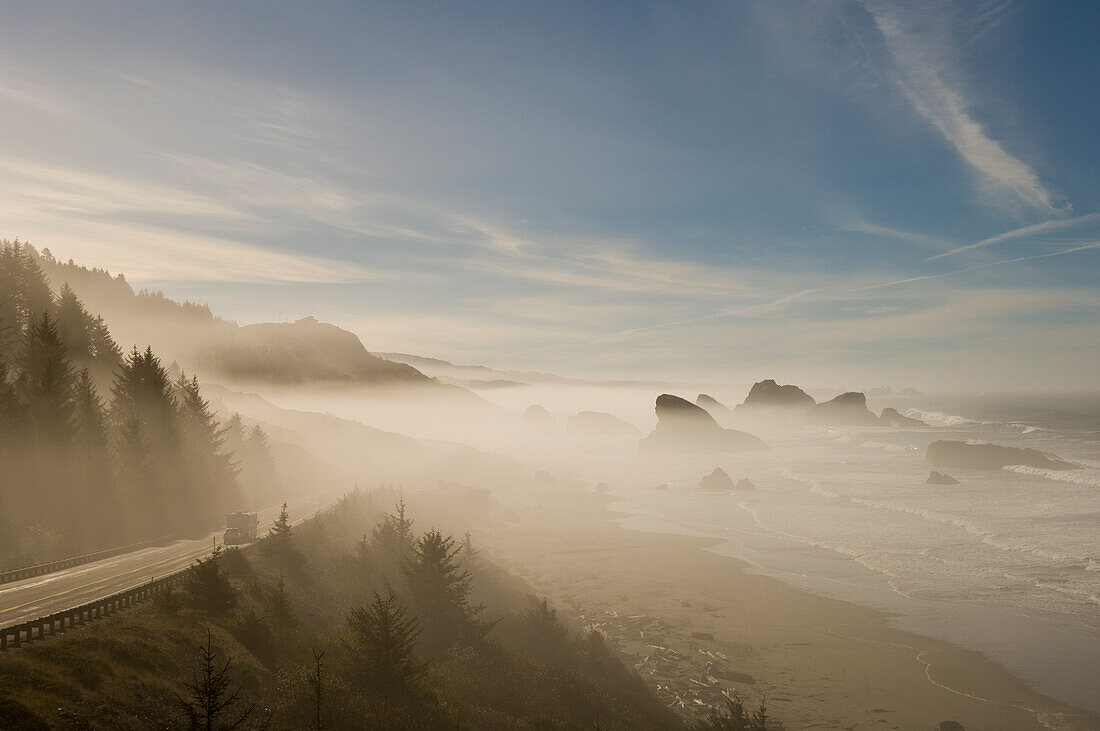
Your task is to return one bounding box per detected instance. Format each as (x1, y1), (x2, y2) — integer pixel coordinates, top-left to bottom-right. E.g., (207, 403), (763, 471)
(479, 485), (1100, 730)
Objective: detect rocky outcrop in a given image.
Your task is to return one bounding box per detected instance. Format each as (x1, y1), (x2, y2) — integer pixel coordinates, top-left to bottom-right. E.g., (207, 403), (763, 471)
(735, 379), (816, 411)
(696, 394), (733, 419)
(640, 395), (768, 453)
(880, 407), (926, 427)
(523, 405), (555, 433)
(734, 478), (756, 491)
(699, 468), (735, 491)
(926, 470), (959, 485)
(566, 411), (638, 437)
(216, 317), (433, 385)
(811, 392), (879, 426)
(926, 441), (1078, 471)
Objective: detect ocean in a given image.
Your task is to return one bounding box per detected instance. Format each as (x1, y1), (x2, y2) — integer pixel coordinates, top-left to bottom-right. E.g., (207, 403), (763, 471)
(573, 394), (1100, 726)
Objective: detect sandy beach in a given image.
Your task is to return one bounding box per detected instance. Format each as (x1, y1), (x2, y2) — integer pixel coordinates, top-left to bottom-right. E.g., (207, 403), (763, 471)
(476, 485), (1100, 731)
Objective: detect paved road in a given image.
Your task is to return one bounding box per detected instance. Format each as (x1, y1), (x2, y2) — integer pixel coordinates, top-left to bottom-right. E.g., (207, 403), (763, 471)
(0, 482), (355, 628)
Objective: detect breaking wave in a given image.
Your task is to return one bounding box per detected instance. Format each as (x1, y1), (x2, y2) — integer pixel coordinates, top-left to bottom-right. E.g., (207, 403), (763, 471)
(904, 409), (974, 427)
(1004, 465), (1100, 488)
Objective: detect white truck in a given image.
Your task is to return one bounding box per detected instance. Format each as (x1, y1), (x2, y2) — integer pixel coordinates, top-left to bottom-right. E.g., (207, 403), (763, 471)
(223, 510), (258, 545)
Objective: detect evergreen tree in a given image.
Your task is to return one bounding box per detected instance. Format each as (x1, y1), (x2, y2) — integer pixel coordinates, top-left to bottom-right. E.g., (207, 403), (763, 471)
(55, 284), (93, 361)
(87, 314), (122, 378)
(0, 240), (53, 333)
(0, 301), (17, 363)
(691, 696), (768, 731)
(186, 547), (237, 615)
(305, 648), (326, 731)
(110, 346), (186, 533)
(343, 592), (423, 696)
(370, 499), (414, 558)
(16, 311), (76, 445)
(263, 503), (301, 567)
(70, 368), (117, 545)
(223, 412), (245, 456)
(0, 357), (19, 436)
(176, 372), (238, 522)
(180, 629), (254, 731)
(402, 529), (488, 655)
(520, 597), (573, 666)
(241, 423), (278, 498)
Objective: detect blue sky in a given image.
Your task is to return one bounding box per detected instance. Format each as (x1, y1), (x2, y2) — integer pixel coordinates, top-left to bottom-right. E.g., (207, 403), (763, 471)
(0, 0), (1096, 389)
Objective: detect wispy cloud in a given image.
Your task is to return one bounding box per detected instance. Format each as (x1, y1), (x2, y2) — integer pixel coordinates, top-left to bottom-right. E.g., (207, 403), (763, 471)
(849, 241), (1100, 293)
(925, 213), (1100, 261)
(867, 2), (1064, 214)
(842, 217), (953, 250)
(0, 158), (389, 283)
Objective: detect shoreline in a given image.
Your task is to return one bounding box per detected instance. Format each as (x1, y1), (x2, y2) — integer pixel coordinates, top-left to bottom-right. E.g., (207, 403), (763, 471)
(611, 494), (1100, 720)
(480, 485), (1100, 730)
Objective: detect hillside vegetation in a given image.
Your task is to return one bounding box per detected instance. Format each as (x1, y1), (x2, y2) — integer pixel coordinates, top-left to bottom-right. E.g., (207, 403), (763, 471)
(0, 490), (686, 730)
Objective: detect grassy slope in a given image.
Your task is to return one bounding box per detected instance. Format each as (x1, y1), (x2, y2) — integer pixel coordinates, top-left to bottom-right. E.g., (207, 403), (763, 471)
(0, 488), (680, 730)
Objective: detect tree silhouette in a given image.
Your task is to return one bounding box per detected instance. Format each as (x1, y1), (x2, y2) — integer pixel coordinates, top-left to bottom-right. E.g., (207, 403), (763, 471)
(186, 547), (237, 615)
(263, 503), (302, 568)
(691, 695), (768, 731)
(17, 311), (75, 445)
(305, 648), (326, 730)
(343, 591), (423, 696)
(180, 629), (254, 731)
(402, 529), (489, 654)
(370, 499), (414, 560)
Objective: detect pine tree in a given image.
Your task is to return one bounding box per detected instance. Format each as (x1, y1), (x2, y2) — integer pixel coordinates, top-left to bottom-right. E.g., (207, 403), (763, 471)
(70, 368), (116, 546)
(690, 695), (768, 731)
(186, 547), (237, 615)
(223, 412), (245, 456)
(0, 357), (20, 436)
(176, 372), (238, 522)
(263, 503), (301, 567)
(343, 592), (423, 696)
(110, 345), (186, 533)
(180, 629), (254, 731)
(87, 314), (122, 378)
(241, 423), (278, 498)
(55, 284), (93, 361)
(305, 648), (326, 731)
(16, 311), (76, 445)
(402, 529), (489, 655)
(0, 241), (53, 332)
(0, 301), (17, 363)
(370, 499), (414, 558)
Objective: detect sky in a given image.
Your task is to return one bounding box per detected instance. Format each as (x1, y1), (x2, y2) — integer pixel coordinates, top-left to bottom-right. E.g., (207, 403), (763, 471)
(0, 0), (1097, 391)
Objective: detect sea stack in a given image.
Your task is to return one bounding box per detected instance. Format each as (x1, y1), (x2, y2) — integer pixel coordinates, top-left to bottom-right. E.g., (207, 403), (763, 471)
(696, 394), (733, 420)
(926, 470), (959, 485)
(566, 411), (639, 437)
(880, 408), (927, 427)
(735, 379), (816, 412)
(926, 441), (1078, 471)
(699, 467), (735, 491)
(523, 404), (555, 433)
(639, 395), (767, 453)
(811, 392), (879, 426)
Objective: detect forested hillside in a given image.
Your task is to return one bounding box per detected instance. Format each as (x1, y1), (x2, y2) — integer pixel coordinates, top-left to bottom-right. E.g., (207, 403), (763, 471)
(0, 491), (695, 730)
(26, 244), (432, 387)
(0, 241), (275, 566)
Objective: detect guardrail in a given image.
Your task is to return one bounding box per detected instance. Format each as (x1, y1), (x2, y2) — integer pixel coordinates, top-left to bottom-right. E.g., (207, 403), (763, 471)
(0, 568), (189, 651)
(0, 537), (173, 585)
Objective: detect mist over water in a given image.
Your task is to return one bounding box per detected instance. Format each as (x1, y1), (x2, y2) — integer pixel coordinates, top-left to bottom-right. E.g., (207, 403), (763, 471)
(278, 379), (1100, 716)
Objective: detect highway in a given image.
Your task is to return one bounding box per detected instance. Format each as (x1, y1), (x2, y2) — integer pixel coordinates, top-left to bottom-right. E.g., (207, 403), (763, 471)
(0, 482), (356, 630)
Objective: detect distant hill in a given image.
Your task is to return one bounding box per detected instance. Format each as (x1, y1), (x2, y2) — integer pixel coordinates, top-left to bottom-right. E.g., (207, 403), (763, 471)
(29, 246), (434, 387)
(206, 317), (429, 385)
